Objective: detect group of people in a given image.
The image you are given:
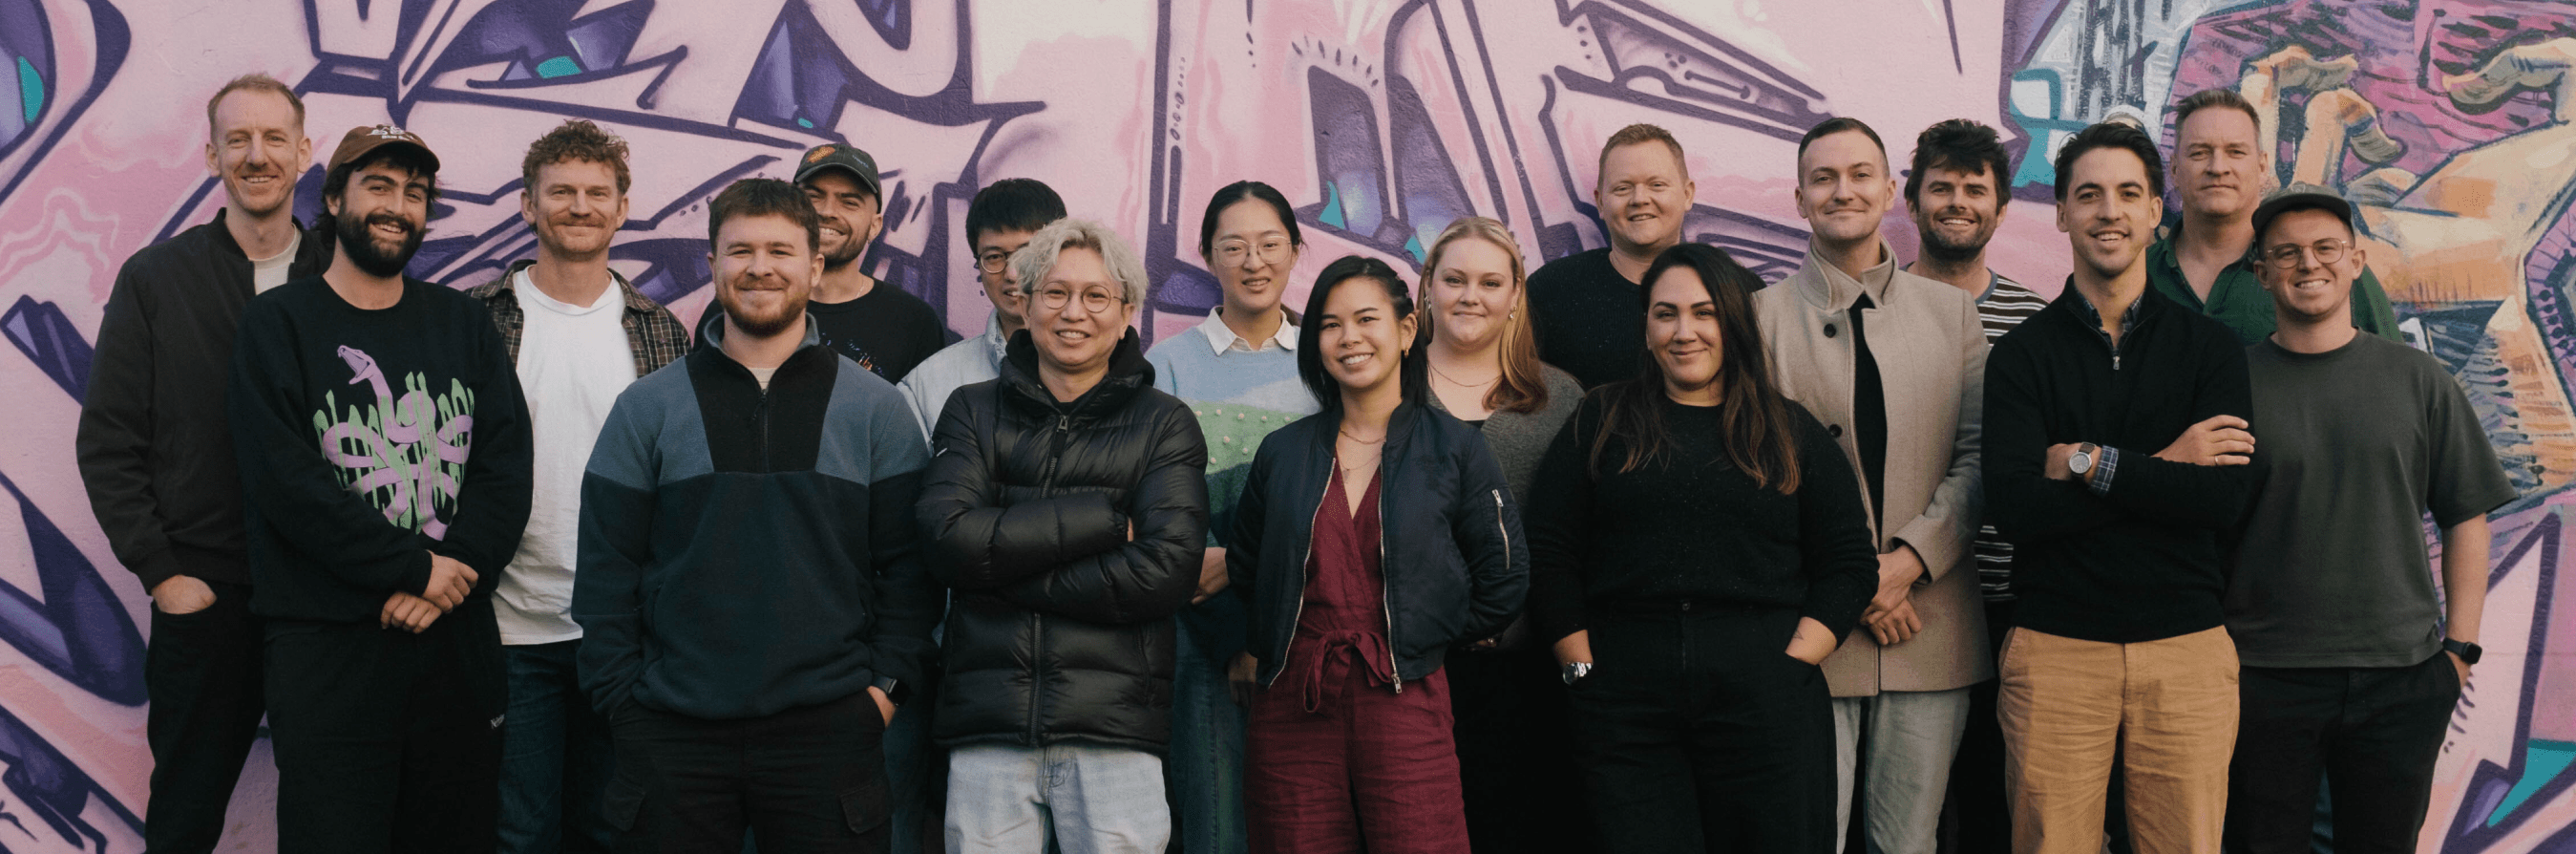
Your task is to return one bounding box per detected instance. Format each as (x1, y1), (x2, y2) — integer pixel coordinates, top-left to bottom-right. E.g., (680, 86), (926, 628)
(72, 70), (2505, 854)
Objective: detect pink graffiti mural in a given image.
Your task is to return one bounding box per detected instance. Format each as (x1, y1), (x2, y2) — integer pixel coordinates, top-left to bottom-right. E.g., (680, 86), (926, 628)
(0, 1), (2565, 851)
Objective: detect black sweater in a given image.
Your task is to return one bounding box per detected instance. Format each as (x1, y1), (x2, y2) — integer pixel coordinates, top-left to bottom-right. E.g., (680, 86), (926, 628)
(228, 276), (533, 624)
(1526, 391), (1877, 644)
(76, 212), (332, 588)
(1982, 284), (2253, 644)
(1528, 248), (1645, 389)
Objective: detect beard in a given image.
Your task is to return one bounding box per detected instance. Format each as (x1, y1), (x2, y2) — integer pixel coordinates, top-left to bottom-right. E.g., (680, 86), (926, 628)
(1918, 219), (1997, 265)
(718, 279), (810, 338)
(334, 209), (425, 278)
(818, 218), (866, 269)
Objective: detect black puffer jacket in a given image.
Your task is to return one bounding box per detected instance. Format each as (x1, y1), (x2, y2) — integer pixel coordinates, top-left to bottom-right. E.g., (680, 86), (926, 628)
(1229, 401), (1528, 686)
(918, 330), (1210, 753)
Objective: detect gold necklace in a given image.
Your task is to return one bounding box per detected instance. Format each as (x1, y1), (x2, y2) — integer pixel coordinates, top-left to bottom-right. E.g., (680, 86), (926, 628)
(1427, 357), (1500, 388)
(1338, 426), (1385, 445)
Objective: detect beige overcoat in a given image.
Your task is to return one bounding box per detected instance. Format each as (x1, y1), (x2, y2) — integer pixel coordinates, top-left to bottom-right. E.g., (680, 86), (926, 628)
(1753, 243), (1992, 695)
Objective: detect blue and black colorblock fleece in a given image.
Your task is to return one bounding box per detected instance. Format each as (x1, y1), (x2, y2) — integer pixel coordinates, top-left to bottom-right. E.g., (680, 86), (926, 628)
(574, 322), (937, 721)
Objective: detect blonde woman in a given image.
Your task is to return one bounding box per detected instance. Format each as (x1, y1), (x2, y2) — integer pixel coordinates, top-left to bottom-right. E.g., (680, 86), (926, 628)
(1415, 217), (1590, 852)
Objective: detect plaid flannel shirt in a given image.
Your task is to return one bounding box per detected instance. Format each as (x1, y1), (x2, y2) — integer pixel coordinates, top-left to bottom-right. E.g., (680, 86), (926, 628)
(466, 259), (691, 376)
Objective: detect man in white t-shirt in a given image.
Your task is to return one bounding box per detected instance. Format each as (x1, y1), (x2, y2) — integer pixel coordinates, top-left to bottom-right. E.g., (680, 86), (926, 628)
(465, 119), (690, 854)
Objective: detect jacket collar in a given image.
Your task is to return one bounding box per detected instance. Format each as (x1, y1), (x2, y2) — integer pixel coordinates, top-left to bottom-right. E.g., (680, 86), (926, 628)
(1786, 238), (1900, 312)
(700, 310), (827, 364)
(999, 327), (1157, 419)
(204, 207), (318, 262)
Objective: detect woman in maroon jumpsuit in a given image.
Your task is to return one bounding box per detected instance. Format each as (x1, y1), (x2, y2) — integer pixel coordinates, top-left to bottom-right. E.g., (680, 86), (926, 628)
(1227, 256), (1529, 854)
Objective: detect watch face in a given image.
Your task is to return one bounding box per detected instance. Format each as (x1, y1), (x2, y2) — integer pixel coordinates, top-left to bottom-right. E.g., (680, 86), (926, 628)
(2070, 452), (2092, 474)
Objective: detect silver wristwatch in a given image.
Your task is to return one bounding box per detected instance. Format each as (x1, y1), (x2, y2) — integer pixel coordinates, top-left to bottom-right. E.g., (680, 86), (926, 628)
(1561, 662), (1594, 686)
(2067, 442), (2100, 477)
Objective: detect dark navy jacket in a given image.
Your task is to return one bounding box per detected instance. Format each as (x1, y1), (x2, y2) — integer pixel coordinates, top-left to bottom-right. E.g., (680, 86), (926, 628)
(574, 321), (938, 720)
(1229, 401), (1528, 686)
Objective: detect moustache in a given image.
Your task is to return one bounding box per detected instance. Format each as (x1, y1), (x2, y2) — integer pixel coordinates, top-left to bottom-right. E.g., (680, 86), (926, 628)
(364, 213), (416, 237)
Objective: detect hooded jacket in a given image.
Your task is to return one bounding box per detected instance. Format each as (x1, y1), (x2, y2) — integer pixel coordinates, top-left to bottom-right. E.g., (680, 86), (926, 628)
(1229, 401), (1528, 686)
(917, 329), (1210, 753)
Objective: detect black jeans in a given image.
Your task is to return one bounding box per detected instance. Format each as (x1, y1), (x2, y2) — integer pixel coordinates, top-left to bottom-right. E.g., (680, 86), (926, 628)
(1451, 645), (1593, 853)
(606, 692), (890, 854)
(144, 578), (266, 854)
(1570, 606), (1836, 853)
(2224, 651), (2460, 854)
(265, 596), (507, 854)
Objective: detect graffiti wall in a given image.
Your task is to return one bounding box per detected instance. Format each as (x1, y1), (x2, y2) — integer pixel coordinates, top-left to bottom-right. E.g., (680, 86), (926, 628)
(0, 0), (2568, 850)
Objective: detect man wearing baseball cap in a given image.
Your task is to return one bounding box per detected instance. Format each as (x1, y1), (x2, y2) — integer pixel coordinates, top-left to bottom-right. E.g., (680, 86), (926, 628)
(2222, 184), (2511, 852)
(228, 123), (534, 853)
(699, 142), (951, 383)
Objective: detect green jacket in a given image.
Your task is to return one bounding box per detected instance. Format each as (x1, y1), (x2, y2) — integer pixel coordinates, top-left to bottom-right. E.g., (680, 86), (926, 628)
(2145, 236), (2404, 347)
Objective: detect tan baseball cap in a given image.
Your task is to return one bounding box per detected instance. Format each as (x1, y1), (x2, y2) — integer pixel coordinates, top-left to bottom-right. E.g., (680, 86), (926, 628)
(327, 124), (440, 174)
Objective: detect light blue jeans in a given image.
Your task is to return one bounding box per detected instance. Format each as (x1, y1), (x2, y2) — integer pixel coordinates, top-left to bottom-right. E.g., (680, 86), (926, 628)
(947, 743), (1169, 854)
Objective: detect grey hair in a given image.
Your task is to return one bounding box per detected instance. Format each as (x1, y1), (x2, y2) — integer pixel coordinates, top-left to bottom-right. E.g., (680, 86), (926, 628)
(1010, 217), (1149, 307)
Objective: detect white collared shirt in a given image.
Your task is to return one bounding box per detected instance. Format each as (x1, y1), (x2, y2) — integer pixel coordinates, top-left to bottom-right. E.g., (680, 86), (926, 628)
(1196, 307), (1299, 354)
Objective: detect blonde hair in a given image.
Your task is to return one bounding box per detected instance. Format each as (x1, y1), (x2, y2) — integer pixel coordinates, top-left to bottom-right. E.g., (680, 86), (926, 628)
(1417, 217), (1551, 414)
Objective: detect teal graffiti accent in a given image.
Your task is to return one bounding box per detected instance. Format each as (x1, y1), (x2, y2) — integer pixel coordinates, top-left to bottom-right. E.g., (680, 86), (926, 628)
(796, 117), (814, 128)
(2489, 740), (2576, 826)
(1404, 232), (1424, 263)
(14, 57), (39, 124)
(1320, 181), (1346, 230)
(535, 55), (581, 78)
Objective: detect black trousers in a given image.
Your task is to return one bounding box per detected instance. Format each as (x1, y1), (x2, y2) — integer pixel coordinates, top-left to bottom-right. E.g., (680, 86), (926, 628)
(2224, 651), (2460, 854)
(1450, 645), (1594, 854)
(1571, 606), (1837, 853)
(606, 692), (889, 854)
(265, 596), (507, 854)
(144, 579), (266, 854)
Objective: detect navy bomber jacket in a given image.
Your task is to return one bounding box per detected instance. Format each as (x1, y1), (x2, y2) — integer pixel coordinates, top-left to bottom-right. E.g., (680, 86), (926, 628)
(574, 320), (938, 721)
(1230, 401), (1529, 687)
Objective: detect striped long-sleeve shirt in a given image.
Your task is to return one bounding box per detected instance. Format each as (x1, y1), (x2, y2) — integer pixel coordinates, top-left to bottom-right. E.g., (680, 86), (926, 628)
(1973, 273), (2048, 602)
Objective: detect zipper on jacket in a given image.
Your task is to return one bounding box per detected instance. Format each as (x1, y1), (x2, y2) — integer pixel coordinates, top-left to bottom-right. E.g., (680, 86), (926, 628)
(752, 388), (771, 471)
(1028, 413), (1073, 742)
(1264, 457), (1331, 688)
(1379, 478), (1401, 694)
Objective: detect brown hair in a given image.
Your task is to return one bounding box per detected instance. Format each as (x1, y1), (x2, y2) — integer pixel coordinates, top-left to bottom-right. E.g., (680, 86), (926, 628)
(1417, 217), (1550, 415)
(1589, 244), (1802, 493)
(521, 119), (632, 195)
(1595, 123), (1687, 186)
(203, 74), (305, 139)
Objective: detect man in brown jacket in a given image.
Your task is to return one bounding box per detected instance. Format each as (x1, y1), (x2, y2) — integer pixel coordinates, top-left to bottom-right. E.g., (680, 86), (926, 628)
(1753, 117), (1988, 854)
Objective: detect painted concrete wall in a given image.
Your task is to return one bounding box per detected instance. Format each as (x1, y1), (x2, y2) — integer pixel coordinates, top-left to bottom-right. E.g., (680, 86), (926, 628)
(0, 1), (2569, 850)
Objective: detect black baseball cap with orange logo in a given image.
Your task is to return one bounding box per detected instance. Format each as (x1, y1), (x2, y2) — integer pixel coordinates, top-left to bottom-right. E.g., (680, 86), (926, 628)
(794, 142), (880, 200)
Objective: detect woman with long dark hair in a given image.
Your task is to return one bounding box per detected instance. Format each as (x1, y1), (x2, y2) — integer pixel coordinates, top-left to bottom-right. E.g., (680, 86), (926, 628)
(1228, 255), (1527, 853)
(1412, 217), (1592, 852)
(1526, 243), (1876, 852)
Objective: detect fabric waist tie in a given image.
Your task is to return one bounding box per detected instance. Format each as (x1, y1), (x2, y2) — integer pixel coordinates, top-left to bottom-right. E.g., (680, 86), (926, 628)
(1289, 628), (1394, 713)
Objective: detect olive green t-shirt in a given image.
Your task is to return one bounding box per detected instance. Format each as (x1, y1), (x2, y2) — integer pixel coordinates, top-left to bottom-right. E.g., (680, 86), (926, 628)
(2228, 333), (2514, 668)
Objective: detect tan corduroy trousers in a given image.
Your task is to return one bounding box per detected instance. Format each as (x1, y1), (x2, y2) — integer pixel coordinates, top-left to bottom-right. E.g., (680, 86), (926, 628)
(1998, 625), (2239, 854)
